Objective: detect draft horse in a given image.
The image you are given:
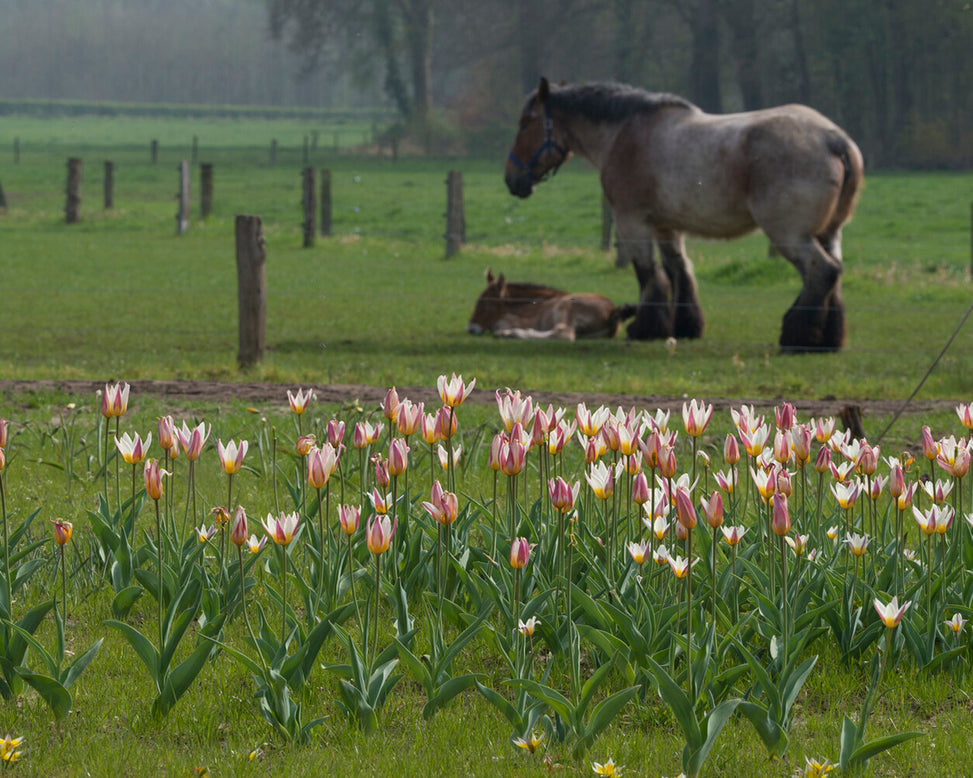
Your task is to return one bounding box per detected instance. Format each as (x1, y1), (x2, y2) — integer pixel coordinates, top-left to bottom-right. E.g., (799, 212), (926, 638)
(504, 78), (864, 352)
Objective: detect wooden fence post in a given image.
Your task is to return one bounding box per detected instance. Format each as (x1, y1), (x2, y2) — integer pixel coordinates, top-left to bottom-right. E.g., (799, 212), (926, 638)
(176, 160), (190, 234)
(200, 163), (213, 219)
(0, 181), (7, 210)
(320, 169), (332, 237)
(235, 215), (266, 368)
(104, 161), (114, 209)
(302, 167), (316, 248)
(151, 139), (159, 164)
(445, 171), (465, 259)
(65, 158), (82, 224)
(270, 139), (277, 167)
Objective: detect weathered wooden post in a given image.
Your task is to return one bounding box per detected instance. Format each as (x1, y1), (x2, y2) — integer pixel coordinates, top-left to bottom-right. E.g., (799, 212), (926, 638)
(13, 137), (19, 164)
(269, 139), (278, 168)
(445, 171), (465, 259)
(200, 163), (213, 219)
(65, 158), (82, 224)
(151, 139), (159, 164)
(319, 169), (331, 237)
(103, 161), (114, 209)
(0, 181), (7, 210)
(235, 215), (266, 368)
(176, 160), (190, 234)
(191, 135), (199, 165)
(302, 167), (316, 248)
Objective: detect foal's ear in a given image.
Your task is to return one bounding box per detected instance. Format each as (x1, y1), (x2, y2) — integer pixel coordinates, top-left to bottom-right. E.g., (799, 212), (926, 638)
(497, 273), (507, 290)
(538, 77), (550, 103)
(485, 267), (494, 283)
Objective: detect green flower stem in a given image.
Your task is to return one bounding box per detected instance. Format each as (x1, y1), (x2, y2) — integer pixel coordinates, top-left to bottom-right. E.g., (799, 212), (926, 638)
(155, 499), (164, 652)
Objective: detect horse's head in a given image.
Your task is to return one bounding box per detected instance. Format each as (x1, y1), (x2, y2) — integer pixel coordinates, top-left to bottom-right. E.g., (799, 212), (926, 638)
(466, 269), (509, 335)
(504, 77), (571, 199)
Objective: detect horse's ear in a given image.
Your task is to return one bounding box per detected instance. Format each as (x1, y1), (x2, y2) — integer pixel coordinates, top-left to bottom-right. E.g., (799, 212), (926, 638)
(497, 273), (507, 291)
(485, 268), (494, 283)
(538, 77), (550, 104)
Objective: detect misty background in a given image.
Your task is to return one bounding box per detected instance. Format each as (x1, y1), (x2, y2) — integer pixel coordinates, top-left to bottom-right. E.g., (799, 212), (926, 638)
(0, 0), (970, 167)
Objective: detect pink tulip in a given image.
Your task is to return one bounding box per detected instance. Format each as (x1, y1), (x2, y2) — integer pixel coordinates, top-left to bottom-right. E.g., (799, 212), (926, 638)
(338, 504), (361, 535)
(509, 537), (530, 569)
(216, 438), (248, 475)
(230, 505), (248, 546)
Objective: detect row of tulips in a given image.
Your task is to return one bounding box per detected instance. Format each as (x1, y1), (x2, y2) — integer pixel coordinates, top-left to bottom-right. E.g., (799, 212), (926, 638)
(1, 381), (973, 775)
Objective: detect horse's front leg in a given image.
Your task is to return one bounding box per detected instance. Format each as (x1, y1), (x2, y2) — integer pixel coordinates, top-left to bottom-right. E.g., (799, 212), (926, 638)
(657, 232), (704, 339)
(615, 214), (673, 340)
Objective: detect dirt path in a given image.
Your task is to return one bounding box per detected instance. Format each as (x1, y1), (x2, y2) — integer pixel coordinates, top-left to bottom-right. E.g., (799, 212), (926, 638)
(0, 378), (955, 421)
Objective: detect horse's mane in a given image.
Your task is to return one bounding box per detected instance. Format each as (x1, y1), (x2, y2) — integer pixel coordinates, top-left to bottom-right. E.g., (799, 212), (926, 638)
(547, 82), (694, 123)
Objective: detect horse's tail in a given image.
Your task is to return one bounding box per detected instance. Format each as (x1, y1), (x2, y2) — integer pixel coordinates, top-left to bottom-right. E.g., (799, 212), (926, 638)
(825, 131), (864, 236)
(613, 303), (638, 323)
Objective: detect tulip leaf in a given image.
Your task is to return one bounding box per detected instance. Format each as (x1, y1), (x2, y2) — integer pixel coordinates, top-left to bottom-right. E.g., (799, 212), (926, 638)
(61, 638), (104, 690)
(422, 673), (485, 720)
(684, 698), (741, 777)
(848, 731), (924, 767)
(105, 620), (160, 688)
(111, 585), (143, 618)
(647, 657), (702, 750)
(17, 671), (72, 719)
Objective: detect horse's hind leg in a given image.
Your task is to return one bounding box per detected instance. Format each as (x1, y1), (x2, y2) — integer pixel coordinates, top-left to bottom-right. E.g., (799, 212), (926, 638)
(657, 232), (704, 339)
(775, 234), (844, 352)
(615, 214), (673, 340)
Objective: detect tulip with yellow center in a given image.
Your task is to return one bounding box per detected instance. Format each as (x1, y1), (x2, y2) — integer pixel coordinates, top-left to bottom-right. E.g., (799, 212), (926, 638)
(196, 524), (216, 543)
(873, 596), (911, 629)
(682, 398), (713, 437)
(230, 506), (248, 546)
(845, 532), (869, 557)
(246, 535), (266, 555)
(101, 382), (130, 419)
(287, 387), (312, 416)
(437, 444), (462, 470)
(261, 512), (300, 546)
(216, 439), (248, 475)
(518, 616), (540, 637)
(592, 757), (622, 776)
(652, 545), (669, 565)
(52, 518), (72, 546)
(338, 504), (361, 535)
(785, 533), (810, 556)
(721, 525), (747, 546)
(513, 732), (544, 753)
(295, 434), (316, 457)
(945, 612), (967, 635)
(366, 514), (396, 555)
(115, 431), (151, 464)
(0, 734), (23, 765)
(509, 537), (530, 569)
(585, 460), (616, 500)
(437, 372), (476, 408)
(668, 555), (694, 579)
(177, 421), (210, 462)
(627, 539), (651, 565)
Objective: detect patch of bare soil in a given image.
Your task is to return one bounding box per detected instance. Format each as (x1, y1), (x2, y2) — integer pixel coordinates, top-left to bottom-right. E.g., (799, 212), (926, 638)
(0, 379), (954, 423)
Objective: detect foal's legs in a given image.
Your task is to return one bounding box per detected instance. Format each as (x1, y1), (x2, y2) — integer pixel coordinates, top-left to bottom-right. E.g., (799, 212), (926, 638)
(656, 232), (704, 339)
(614, 213), (673, 340)
(773, 232), (845, 352)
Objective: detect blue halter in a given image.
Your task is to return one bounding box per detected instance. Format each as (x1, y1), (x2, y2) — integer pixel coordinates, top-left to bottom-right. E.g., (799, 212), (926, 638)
(507, 106), (568, 182)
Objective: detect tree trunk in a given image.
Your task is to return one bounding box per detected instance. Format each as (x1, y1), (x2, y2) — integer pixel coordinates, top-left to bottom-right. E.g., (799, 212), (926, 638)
(723, 0), (763, 109)
(688, 0), (722, 112)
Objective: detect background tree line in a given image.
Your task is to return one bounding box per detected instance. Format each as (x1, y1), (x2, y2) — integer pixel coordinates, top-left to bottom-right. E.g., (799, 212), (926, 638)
(1, 0), (970, 167)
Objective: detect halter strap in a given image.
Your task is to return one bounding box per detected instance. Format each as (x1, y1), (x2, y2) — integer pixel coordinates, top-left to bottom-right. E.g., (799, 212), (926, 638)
(508, 106), (568, 182)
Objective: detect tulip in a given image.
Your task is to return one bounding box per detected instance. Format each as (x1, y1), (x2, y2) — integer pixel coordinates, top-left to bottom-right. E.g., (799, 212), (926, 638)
(246, 534), (267, 554)
(771, 492), (790, 535)
(773, 430), (792, 464)
(307, 443), (338, 489)
(873, 596), (911, 629)
(368, 488), (391, 514)
(956, 403), (973, 430)
(434, 406), (457, 441)
(740, 424), (769, 457)
(52, 518), (72, 546)
(177, 421), (210, 461)
(585, 461), (615, 500)
(437, 444), (462, 470)
(510, 536), (530, 569)
(296, 434), (316, 456)
(721, 525), (748, 545)
(487, 433), (504, 471)
(682, 398), (713, 437)
(831, 480), (861, 510)
(500, 436), (526, 477)
(945, 613), (967, 635)
(437, 373), (476, 408)
(920, 425), (938, 461)
(518, 616), (540, 638)
(845, 532), (869, 556)
(230, 505), (248, 546)
(366, 513), (396, 555)
(723, 433), (740, 465)
(750, 466), (776, 502)
(513, 732), (544, 753)
(652, 545), (669, 565)
(396, 399), (423, 437)
(775, 402), (796, 431)
(101, 382), (130, 419)
(382, 386), (400, 422)
(699, 491), (724, 528)
(143, 458), (167, 501)
(631, 472), (651, 505)
(791, 425), (812, 465)
(496, 388), (533, 432)
(115, 431), (151, 464)
(785, 533), (810, 556)
(576, 402), (610, 437)
(814, 445), (831, 474)
(420, 412), (442, 446)
(652, 514), (670, 541)
(326, 418), (346, 448)
(216, 439), (248, 475)
(262, 511), (300, 545)
(157, 415), (176, 453)
(715, 468), (737, 494)
(668, 555), (693, 579)
(338, 504), (361, 535)
(196, 524), (217, 543)
(287, 387), (312, 416)
(627, 539), (651, 565)
(592, 758), (621, 776)
(813, 416), (835, 443)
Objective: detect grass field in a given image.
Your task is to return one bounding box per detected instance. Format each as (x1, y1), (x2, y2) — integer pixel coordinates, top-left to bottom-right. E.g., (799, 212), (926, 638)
(1, 111), (973, 776)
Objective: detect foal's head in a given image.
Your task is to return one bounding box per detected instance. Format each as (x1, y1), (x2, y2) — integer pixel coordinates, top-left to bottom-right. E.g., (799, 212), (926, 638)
(466, 269), (508, 335)
(504, 77), (571, 199)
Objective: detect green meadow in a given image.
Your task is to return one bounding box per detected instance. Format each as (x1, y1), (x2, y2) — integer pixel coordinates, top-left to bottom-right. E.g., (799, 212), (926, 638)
(0, 112), (973, 777)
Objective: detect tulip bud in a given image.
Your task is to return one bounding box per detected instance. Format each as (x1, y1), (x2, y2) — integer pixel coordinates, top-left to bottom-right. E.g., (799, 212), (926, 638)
(723, 433), (740, 465)
(52, 518), (73, 546)
(338, 504), (361, 535)
(700, 491), (724, 528)
(674, 486), (697, 530)
(771, 492), (791, 536)
(509, 537), (530, 569)
(230, 506), (248, 546)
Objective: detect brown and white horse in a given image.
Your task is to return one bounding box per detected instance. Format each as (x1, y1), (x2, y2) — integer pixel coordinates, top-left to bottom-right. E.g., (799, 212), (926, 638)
(504, 78), (864, 352)
(466, 270), (635, 340)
